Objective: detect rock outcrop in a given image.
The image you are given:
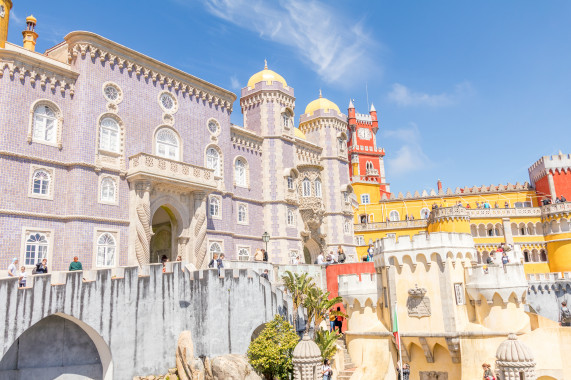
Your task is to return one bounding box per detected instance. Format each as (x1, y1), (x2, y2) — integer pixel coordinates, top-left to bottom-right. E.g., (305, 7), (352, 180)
(211, 354), (262, 380)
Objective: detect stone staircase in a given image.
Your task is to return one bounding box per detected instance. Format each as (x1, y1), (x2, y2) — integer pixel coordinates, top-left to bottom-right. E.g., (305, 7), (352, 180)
(336, 338), (356, 380)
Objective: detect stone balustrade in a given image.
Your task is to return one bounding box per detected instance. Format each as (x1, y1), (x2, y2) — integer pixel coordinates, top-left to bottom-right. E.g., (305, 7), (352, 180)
(467, 207), (541, 218)
(127, 153), (217, 190)
(354, 219), (428, 231)
(541, 202), (571, 218)
(429, 205), (469, 221)
(464, 263), (528, 304)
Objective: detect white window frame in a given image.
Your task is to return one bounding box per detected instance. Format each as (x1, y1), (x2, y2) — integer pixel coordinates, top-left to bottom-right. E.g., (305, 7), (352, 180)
(281, 109), (292, 130)
(28, 100), (63, 149)
(289, 250), (299, 264)
(454, 283), (465, 305)
(355, 235), (365, 246)
(237, 202), (248, 225)
(98, 175), (119, 205)
(237, 246), (251, 261)
(28, 165), (55, 200)
(155, 127), (181, 161)
(206, 145), (223, 178)
(102, 81), (123, 104)
(208, 240), (224, 259)
(209, 195), (222, 219)
(207, 118), (221, 136)
(234, 157), (249, 188)
(389, 210), (400, 222)
(344, 221), (352, 235)
(20, 227), (54, 268)
(302, 178), (311, 197)
(360, 193), (370, 205)
(287, 176), (294, 191)
(315, 178), (322, 198)
(158, 90), (179, 114)
(287, 208), (296, 226)
(93, 229), (119, 268)
(420, 208), (430, 219)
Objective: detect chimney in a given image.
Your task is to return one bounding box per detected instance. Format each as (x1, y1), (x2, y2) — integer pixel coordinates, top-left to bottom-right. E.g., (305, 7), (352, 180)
(437, 179), (443, 192)
(22, 15), (38, 51)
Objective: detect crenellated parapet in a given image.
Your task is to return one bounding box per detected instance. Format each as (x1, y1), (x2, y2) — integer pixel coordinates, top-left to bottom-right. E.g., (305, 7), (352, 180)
(380, 182), (533, 201)
(374, 232), (477, 268)
(465, 263), (528, 305)
(528, 153), (571, 185)
(338, 273), (379, 308)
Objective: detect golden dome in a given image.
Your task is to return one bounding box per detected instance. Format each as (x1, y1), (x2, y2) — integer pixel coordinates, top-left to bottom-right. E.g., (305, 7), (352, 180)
(294, 128), (306, 140)
(247, 60), (288, 89)
(26, 15), (37, 24)
(304, 90), (341, 116)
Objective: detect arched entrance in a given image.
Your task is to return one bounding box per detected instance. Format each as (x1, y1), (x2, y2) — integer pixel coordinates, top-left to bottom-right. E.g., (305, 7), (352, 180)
(303, 238), (321, 264)
(150, 205), (180, 263)
(0, 314), (112, 379)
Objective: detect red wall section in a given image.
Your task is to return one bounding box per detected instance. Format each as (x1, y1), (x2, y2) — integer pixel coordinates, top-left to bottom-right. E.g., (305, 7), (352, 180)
(535, 176), (551, 199)
(325, 262), (376, 332)
(534, 170), (571, 200)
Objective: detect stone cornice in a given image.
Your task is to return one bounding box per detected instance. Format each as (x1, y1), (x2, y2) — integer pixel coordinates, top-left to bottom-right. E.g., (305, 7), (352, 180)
(0, 44), (78, 96)
(0, 209), (129, 225)
(230, 126), (263, 152)
(64, 31), (236, 110)
(0, 150), (122, 174)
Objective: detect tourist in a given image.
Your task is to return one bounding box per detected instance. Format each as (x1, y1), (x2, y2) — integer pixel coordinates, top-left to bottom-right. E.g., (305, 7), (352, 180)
(337, 246), (346, 263)
(476, 201), (480, 208)
(431, 203), (438, 210)
(217, 253), (225, 276)
(561, 195), (567, 203)
(208, 253), (219, 268)
(482, 363), (494, 380)
(326, 251), (336, 265)
(501, 252), (510, 267)
(483, 201), (491, 209)
(466, 203), (471, 209)
(560, 301), (571, 327)
(329, 310), (336, 332)
(334, 306), (344, 334)
(397, 363), (410, 380)
(254, 248), (263, 261)
(291, 255), (300, 265)
(322, 359), (333, 380)
(260, 269), (269, 280)
(176, 255), (182, 262)
(367, 245), (374, 261)
(7, 258), (18, 277)
(504, 201), (509, 208)
(34, 258), (48, 274)
(486, 253), (494, 265)
(161, 255), (169, 273)
(69, 256), (83, 271)
(262, 249), (268, 262)
(317, 252), (325, 265)
(494, 202), (499, 208)
(18, 266), (28, 288)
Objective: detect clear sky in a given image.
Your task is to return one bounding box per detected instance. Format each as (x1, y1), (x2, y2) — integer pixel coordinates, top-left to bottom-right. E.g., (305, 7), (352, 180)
(7, 0), (571, 194)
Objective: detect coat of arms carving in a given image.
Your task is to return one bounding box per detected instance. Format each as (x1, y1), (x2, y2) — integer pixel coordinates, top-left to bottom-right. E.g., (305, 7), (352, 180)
(407, 284), (431, 318)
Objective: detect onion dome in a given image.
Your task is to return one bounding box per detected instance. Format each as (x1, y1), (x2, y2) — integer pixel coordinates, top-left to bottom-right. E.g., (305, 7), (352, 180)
(495, 334), (535, 366)
(292, 333), (321, 360)
(304, 90), (341, 116)
(294, 128), (306, 140)
(247, 60), (288, 89)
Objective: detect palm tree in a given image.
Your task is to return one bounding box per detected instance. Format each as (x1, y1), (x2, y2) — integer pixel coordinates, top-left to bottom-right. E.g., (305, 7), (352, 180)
(314, 329), (341, 360)
(303, 286), (345, 333)
(281, 271), (314, 332)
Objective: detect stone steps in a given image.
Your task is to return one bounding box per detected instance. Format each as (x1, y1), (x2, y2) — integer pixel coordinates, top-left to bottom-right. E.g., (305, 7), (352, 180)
(336, 338), (356, 379)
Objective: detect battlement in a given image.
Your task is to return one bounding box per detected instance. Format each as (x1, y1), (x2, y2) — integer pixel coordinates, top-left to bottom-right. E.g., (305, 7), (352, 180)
(338, 273), (379, 307)
(528, 153), (571, 184)
(465, 263), (528, 304)
(428, 205), (470, 222)
(380, 182), (533, 201)
(374, 232), (476, 267)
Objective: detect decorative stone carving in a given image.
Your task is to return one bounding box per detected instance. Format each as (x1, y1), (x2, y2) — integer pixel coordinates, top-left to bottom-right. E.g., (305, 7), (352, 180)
(135, 182), (153, 267)
(292, 333), (322, 380)
(193, 192), (208, 269)
(407, 284), (431, 318)
(420, 371), (447, 380)
(495, 334), (536, 380)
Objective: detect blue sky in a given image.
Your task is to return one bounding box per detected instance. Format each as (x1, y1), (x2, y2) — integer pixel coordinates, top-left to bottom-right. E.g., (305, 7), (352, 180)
(8, 0), (571, 194)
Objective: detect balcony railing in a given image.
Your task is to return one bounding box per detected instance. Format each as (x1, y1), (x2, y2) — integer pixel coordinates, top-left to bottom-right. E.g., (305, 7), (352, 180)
(541, 202), (571, 218)
(354, 219), (428, 231)
(127, 153), (217, 190)
(467, 207), (542, 218)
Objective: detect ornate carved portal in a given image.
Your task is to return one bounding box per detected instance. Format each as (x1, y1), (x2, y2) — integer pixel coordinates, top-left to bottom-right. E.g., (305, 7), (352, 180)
(407, 285), (431, 318)
(419, 372), (447, 380)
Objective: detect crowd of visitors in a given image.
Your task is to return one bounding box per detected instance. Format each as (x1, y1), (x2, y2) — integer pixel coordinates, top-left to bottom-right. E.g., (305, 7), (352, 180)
(483, 243), (511, 273)
(542, 195), (567, 205)
(7, 257), (52, 288)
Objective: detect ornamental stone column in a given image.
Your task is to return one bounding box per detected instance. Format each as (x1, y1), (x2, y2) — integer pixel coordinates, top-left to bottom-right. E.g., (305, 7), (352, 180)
(132, 181), (153, 267)
(191, 191), (208, 269)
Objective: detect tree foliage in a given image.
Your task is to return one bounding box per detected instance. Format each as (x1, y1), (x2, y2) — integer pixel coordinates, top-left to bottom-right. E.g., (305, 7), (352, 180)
(303, 286), (346, 333)
(281, 271), (313, 332)
(314, 329), (340, 360)
(247, 315), (299, 380)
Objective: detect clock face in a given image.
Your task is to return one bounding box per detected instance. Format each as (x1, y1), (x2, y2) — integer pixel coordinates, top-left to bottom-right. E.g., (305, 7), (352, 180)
(357, 128), (372, 140)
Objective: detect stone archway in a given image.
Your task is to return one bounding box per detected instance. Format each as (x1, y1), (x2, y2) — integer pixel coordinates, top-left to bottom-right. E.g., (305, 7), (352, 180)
(0, 314), (112, 380)
(150, 205), (180, 263)
(303, 238), (321, 264)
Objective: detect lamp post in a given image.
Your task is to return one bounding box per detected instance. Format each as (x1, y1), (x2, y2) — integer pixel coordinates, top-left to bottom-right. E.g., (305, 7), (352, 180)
(262, 231), (270, 255)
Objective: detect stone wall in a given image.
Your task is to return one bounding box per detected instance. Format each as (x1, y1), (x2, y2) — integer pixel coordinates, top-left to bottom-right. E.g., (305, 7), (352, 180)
(0, 262), (292, 380)
(527, 273), (571, 322)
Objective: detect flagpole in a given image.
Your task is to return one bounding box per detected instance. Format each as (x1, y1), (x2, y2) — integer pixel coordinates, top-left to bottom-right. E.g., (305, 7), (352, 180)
(395, 302), (403, 379)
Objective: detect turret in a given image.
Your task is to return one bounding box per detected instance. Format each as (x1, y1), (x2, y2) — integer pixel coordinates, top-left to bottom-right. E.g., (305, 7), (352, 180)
(370, 103), (378, 133)
(22, 15), (38, 51)
(0, 0), (12, 49)
(348, 99), (356, 125)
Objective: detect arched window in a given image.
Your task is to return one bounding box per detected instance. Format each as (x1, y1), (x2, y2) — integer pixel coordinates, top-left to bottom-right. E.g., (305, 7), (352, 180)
(100, 177), (116, 203)
(287, 208), (296, 226)
(238, 247), (250, 261)
(281, 110), (292, 129)
(96, 233), (116, 267)
(25, 232), (48, 265)
(32, 169), (50, 195)
(302, 178), (311, 197)
(315, 178), (322, 198)
(238, 203), (248, 224)
(389, 210), (400, 222)
(523, 251), (530, 262)
(33, 105), (57, 143)
(99, 117), (120, 152)
(209, 196), (221, 218)
(338, 138), (345, 152)
(366, 161), (374, 170)
(235, 158), (247, 187)
(206, 147), (221, 177)
(156, 128), (180, 160)
(420, 208), (430, 219)
(209, 242), (222, 258)
(540, 250), (547, 262)
(360, 214), (368, 224)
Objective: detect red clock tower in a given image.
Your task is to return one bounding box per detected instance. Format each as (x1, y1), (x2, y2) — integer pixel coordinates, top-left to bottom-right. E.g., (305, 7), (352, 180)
(347, 100), (390, 197)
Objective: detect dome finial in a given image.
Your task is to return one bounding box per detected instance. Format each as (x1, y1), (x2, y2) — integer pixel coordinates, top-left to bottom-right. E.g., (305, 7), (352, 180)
(319, 89), (322, 98)
(264, 59), (268, 70)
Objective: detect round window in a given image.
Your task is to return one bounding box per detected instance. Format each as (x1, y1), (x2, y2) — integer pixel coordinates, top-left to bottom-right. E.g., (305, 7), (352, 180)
(208, 120), (219, 134)
(104, 85), (119, 101)
(160, 93), (175, 111)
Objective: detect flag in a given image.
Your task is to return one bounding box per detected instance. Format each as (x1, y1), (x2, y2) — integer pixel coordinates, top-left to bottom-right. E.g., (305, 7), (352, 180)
(393, 306), (400, 349)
